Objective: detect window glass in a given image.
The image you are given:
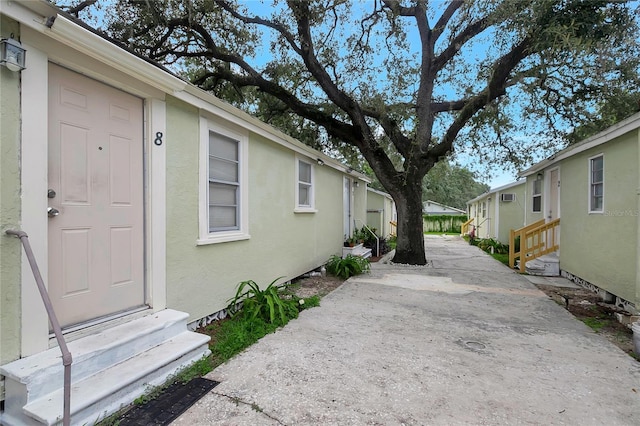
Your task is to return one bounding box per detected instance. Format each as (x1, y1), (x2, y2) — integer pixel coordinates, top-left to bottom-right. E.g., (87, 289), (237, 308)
(532, 177), (542, 213)
(209, 132), (240, 231)
(297, 159), (314, 209)
(590, 156), (604, 212)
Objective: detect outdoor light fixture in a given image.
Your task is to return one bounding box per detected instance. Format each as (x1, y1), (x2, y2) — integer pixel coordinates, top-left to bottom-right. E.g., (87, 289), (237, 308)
(0, 36), (26, 72)
(536, 172), (543, 180)
(316, 158), (325, 166)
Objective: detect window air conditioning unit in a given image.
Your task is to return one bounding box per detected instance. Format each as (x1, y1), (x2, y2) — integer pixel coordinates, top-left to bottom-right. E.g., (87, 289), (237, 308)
(500, 193), (515, 202)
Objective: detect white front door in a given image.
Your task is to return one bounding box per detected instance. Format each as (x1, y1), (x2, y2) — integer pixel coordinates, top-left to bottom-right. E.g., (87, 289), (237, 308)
(48, 64), (145, 329)
(548, 169), (560, 220)
(547, 168), (561, 248)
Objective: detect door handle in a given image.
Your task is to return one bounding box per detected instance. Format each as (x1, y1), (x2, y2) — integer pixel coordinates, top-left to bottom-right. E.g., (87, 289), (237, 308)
(48, 207), (60, 217)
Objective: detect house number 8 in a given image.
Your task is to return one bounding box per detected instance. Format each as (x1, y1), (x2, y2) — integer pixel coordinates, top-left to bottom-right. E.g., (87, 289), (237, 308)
(154, 132), (163, 146)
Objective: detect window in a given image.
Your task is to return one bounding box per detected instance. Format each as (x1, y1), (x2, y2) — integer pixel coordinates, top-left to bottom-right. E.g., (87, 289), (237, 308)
(481, 202), (486, 218)
(589, 155), (604, 213)
(198, 118), (249, 244)
(295, 157), (316, 212)
(209, 132), (239, 231)
(532, 177), (542, 213)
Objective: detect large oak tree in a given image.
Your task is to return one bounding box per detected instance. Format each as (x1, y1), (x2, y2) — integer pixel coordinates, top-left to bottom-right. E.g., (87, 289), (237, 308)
(62, 0), (640, 264)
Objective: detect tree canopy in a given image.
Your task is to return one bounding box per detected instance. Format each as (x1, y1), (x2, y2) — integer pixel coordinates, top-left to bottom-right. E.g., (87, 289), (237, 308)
(567, 90), (640, 144)
(58, 0), (640, 264)
(422, 161), (489, 211)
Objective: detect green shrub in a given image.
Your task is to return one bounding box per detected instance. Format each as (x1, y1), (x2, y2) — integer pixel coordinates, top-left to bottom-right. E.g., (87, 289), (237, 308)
(470, 237), (509, 255)
(423, 215), (468, 233)
(326, 254), (370, 279)
(227, 278), (299, 326)
(388, 235), (397, 250)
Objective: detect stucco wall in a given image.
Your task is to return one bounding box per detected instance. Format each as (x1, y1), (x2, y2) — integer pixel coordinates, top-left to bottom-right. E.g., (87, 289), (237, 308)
(559, 132), (638, 304)
(494, 183), (526, 244)
(366, 191), (384, 236)
(366, 190), (395, 237)
(353, 181), (367, 230)
(165, 96), (355, 321)
(0, 15), (23, 365)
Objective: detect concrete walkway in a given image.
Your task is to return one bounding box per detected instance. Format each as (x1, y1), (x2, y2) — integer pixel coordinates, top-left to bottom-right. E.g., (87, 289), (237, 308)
(173, 235), (640, 425)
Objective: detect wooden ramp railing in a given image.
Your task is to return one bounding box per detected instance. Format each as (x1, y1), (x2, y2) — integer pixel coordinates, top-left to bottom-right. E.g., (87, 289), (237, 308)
(509, 218), (560, 272)
(460, 217), (474, 235)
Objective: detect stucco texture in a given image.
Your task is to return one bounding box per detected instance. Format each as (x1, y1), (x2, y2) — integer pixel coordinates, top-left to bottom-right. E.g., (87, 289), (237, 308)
(0, 15), (23, 365)
(164, 96), (356, 321)
(559, 132), (638, 305)
(366, 191), (394, 238)
(494, 184), (526, 244)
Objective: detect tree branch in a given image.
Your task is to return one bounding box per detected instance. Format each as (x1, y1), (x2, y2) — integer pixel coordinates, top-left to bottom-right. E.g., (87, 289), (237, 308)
(434, 37), (532, 160)
(432, 1), (464, 42)
(215, 0), (303, 56)
(63, 0), (98, 17)
(431, 15), (492, 74)
(382, 0), (418, 17)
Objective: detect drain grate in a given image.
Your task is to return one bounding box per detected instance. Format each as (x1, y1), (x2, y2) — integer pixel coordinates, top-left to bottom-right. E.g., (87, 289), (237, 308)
(118, 378), (219, 426)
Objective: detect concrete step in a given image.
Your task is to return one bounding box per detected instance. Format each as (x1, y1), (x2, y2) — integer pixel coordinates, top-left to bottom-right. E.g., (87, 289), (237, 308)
(526, 252), (559, 276)
(1, 310), (190, 401)
(22, 332), (210, 426)
(342, 244), (372, 259)
(0, 310), (211, 426)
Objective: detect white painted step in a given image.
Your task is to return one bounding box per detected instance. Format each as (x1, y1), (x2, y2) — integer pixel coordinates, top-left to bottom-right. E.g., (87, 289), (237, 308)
(342, 243), (372, 259)
(526, 252), (559, 276)
(22, 331), (211, 426)
(0, 309), (211, 426)
(0, 310), (190, 402)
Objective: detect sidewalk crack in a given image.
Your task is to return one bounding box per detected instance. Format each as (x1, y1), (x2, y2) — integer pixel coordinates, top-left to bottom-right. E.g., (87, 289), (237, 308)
(213, 391), (287, 425)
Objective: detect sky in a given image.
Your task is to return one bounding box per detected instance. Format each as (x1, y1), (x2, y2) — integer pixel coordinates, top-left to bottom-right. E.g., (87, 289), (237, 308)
(70, 0), (614, 190)
(239, 1), (530, 189)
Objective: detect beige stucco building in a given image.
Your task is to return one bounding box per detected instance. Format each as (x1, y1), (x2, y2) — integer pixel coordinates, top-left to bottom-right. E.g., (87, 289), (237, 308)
(366, 187), (396, 239)
(0, 2), (370, 424)
(519, 113), (640, 313)
(466, 181), (526, 244)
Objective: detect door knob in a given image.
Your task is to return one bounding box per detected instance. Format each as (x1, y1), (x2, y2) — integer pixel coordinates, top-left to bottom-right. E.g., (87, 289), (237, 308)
(47, 207), (60, 217)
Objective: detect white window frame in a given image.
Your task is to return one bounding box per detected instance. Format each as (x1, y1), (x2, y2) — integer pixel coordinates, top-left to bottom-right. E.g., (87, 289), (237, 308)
(532, 176), (543, 213)
(295, 156), (317, 213)
(198, 117), (250, 244)
(588, 154), (604, 214)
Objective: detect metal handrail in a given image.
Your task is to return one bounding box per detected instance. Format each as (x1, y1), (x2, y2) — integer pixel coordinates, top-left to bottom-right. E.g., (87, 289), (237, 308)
(6, 230), (71, 426)
(354, 219), (379, 257)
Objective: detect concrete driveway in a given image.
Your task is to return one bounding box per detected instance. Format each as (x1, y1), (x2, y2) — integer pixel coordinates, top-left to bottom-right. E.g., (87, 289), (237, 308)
(173, 235), (640, 425)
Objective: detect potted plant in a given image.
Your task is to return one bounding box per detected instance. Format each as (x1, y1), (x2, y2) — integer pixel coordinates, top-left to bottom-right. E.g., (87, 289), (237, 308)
(344, 235), (356, 247)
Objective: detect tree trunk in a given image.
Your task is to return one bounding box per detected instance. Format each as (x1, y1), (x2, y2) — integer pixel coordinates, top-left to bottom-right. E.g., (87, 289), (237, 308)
(392, 182), (427, 265)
